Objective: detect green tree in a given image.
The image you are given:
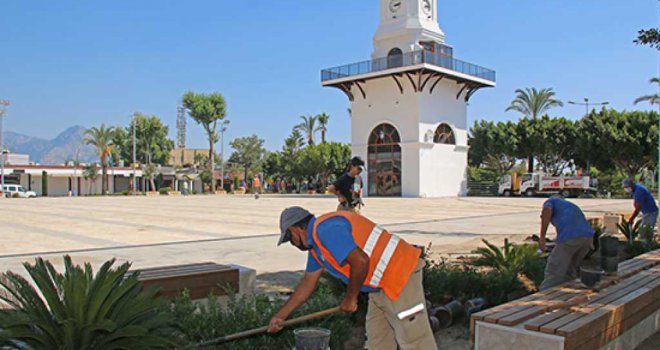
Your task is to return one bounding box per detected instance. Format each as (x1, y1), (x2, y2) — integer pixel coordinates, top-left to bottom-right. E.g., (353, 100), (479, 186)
(578, 109), (658, 178)
(182, 92), (227, 194)
(316, 113), (330, 143)
(117, 113), (175, 166)
(534, 116), (578, 176)
(295, 115), (318, 146)
(143, 163), (157, 192)
(296, 143), (351, 186)
(228, 135), (267, 183)
(0, 256), (175, 349)
(634, 28), (660, 50)
(84, 124), (115, 195)
(468, 120), (518, 176)
(506, 88), (564, 172)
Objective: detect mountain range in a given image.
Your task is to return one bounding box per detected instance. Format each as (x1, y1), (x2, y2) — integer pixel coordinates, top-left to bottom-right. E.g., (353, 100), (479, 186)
(3, 126), (98, 165)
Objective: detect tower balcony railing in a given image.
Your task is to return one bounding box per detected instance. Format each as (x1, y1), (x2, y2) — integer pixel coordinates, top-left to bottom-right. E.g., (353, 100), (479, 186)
(321, 50), (496, 83)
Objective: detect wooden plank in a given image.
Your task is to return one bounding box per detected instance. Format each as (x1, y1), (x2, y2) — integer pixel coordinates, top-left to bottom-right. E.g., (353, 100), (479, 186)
(558, 279), (660, 343)
(524, 309), (570, 331)
(567, 298), (660, 350)
(471, 286), (575, 321)
(497, 293), (585, 326)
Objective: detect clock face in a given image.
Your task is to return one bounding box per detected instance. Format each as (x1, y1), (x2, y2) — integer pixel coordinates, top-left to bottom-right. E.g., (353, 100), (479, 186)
(389, 0), (402, 13)
(422, 0), (432, 15)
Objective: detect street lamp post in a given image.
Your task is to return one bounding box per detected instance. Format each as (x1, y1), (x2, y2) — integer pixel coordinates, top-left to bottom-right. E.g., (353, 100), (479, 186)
(567, 97), (609, 118)
(219, 120), (230, 191)
(567, 98), (609, 176)
(131, 113), (137, 195)
(0, 99), (10, 197)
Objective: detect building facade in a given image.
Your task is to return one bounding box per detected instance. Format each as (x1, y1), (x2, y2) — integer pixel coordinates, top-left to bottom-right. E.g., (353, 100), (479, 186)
(321, 0), (495, 197)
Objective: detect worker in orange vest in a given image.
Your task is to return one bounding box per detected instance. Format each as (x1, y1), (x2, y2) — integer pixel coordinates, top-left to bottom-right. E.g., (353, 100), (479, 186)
(268, 207), (437, 350)
(252, 176), (261, 199)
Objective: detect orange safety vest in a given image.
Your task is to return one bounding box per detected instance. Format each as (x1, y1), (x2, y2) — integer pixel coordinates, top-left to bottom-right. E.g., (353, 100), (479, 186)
(310, 212), (421, 301)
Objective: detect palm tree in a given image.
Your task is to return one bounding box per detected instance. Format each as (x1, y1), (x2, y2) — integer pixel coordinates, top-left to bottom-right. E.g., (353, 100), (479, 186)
(634, 78), (660, 105)
(84, 124), (115, 195)
(316, 113), (330, 143)
(506, 88), (563, 172)
(143, 163), (157, 192)
(83, 163), (99, 195)
(295, 115), (318, 146)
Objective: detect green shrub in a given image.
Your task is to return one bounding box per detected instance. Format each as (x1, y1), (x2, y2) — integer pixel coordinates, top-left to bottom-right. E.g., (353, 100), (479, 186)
(472, 239), (546, 287)
(423, 259), (524, 307)
(172, 284), (353, 350)
(121, 189), (130, 196)
(159, 187), (172, 195)
(0, 256), (176, 349)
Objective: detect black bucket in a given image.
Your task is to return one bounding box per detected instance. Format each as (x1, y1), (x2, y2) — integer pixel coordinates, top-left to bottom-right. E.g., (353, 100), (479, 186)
(432, 300), (465, 328)
(580, 267), (604, 288)
(293, 328), (331, 350)
(601, 256), (618, 274)
(600, 236), (619, 257)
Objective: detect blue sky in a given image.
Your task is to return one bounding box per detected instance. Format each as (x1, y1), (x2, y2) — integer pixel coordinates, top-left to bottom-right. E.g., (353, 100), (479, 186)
(0, 1), (658, 152)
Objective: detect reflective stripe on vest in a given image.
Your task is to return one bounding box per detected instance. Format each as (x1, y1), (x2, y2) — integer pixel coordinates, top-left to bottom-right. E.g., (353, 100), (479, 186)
(311, 211), (421, 301)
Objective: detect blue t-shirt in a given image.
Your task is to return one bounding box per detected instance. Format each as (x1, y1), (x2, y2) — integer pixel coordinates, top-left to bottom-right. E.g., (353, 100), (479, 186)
(305, 216), (380, 293)
(633, 184), (658, 214)
(543, 198), (594, 243)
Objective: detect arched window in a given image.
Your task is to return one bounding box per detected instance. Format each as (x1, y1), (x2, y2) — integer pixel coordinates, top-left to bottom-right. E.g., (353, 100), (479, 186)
(387, 48), (403, 68)
(433, 123), (456, 144)
(368, 123), (402, 197)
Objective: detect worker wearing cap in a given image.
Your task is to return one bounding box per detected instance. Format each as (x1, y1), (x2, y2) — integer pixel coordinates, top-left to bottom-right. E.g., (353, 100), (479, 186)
(622, 178), (659, 230)
(539, 196), (595, 290)
(327, 156), (365, 213)
(267, 207), (437, 350)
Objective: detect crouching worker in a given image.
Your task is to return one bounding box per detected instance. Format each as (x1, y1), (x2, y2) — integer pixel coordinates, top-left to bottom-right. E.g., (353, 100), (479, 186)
(268, 207), (437, 350)
(538, 196), (595, 290)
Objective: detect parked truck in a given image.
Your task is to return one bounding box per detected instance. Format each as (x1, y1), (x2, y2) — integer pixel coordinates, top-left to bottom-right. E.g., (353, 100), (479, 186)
(498, 173), (596, 197)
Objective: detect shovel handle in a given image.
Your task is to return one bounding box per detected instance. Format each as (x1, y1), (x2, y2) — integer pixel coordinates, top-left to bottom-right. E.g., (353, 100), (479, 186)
(193, 306), (341, 347)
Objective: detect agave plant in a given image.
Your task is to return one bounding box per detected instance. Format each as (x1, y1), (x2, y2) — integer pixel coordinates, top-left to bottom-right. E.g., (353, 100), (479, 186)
(617, 221), (642, 244)
(0, 256), (176, 349)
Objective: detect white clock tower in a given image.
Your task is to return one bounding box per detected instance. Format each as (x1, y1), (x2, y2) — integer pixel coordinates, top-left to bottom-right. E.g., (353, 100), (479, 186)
(321, 0), (495, 197)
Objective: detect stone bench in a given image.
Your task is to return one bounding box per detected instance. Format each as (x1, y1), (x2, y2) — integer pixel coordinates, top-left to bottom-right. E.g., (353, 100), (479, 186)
(471, 249), (660, 350)
(133, 262), (240, 299)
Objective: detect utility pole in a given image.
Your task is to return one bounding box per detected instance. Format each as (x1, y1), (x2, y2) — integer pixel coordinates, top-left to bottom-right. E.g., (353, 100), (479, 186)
(220, 120), (230, 191)
(132, 113), (137, 195)
(0, 99), (10, 197)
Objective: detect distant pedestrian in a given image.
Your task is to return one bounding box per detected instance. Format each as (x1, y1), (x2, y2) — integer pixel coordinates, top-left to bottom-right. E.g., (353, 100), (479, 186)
(622, 179), (659, 231)
(327, 156), (365, 213)
(253, 176), (261, 199)
(538, 196), (595, 290)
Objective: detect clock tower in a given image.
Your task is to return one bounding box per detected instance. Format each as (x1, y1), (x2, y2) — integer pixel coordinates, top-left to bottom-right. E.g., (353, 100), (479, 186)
(321, 0), (495, 197)
(373, 0), (444, 58)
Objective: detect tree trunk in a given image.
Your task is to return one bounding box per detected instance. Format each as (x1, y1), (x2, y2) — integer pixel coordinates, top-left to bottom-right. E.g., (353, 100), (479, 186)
(527, 155), (534, 173)
(322, 130), (326, 143)
(244, 165), (249, 189)
(209, 136), (216, 194)
(102, 155), (108, 195)
(150, 177), (156, 192)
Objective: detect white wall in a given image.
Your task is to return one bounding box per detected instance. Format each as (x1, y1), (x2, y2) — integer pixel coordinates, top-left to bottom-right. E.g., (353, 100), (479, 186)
(349, 72), (469, 197)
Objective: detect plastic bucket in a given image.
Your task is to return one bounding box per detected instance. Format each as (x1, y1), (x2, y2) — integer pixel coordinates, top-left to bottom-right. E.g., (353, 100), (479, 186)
(465, 298), (488, 315)
(601, 256), (618, 274)
(600, 236), (619, 257)
(580, 267), (604, 288)
(293, 327), (331, 350)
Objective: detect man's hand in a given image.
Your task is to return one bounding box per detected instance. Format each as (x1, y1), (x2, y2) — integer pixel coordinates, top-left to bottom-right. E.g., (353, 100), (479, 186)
(538, 236), (547, 252)
(340, 296), (358, 313)
(267, 315), (285, 333)
(337, 194), (348, 204)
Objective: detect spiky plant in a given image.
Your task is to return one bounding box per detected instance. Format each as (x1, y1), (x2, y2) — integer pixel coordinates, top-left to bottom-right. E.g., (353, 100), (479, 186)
(0, 256), (176, 349)
(617, 221), (642, 244)
(472, 239), (545, 286)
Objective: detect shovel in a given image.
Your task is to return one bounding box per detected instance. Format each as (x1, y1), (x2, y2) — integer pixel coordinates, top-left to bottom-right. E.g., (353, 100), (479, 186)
(190, 306), (341, 348)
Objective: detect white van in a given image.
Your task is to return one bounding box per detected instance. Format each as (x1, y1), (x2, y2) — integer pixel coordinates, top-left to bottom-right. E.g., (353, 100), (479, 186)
(2, 184), (37, 198)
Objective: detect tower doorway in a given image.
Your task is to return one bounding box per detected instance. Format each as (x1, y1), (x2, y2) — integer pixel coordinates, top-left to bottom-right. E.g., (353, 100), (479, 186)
(367, 123), (402, 197)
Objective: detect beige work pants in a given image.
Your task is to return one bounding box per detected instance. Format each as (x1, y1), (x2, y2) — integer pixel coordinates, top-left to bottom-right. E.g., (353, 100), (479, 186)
(366, 259), (437, 350)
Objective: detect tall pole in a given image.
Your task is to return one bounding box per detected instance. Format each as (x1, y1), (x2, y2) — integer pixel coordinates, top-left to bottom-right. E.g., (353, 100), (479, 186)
(0, 99), (10, 196)
(219, 120), (230, 191)
(132, 113), (137, 195)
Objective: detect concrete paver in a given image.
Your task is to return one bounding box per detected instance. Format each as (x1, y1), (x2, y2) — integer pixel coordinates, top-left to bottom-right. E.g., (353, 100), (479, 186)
(0, 195), (631, 278)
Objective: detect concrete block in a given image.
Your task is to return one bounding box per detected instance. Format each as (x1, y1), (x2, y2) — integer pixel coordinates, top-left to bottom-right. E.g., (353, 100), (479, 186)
(228, 264), (256, 296)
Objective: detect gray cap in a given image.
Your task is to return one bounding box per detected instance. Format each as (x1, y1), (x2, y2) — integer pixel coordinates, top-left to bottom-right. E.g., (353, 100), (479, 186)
(622, 178), (634, 188)
(278, 207), (313, 246)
